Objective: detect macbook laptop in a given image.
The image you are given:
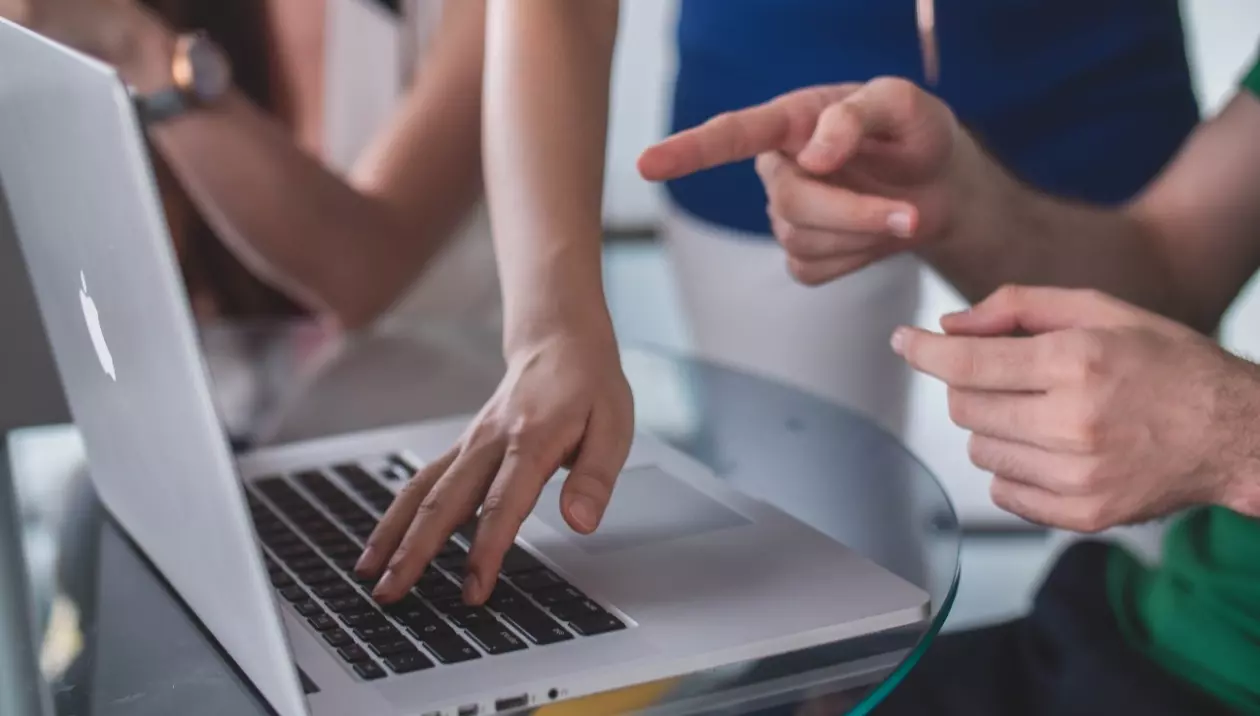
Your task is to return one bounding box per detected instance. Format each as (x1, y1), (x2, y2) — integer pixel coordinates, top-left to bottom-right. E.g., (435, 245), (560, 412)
(0, 21), (929, 716)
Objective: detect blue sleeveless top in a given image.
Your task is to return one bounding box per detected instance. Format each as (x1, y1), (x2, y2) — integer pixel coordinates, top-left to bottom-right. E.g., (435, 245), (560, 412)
(666, 0), (1200, 235)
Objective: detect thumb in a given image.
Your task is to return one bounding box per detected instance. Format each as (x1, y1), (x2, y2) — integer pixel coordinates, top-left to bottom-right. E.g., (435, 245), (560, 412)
(796, 78), (928, 175)
(560, 410), (631, 534)
(941, 286), (1133, 336)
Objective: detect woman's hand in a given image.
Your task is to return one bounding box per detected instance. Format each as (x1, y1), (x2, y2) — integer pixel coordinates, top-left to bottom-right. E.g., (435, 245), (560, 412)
(3, 0), (134, 59)
(357, 329), (634, 605)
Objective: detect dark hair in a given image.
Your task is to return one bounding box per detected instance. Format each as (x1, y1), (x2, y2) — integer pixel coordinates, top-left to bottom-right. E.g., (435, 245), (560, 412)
(141, 0), (304, 319)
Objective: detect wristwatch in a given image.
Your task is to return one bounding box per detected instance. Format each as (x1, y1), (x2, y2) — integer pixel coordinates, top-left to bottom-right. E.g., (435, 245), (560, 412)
(133, 32), (232, 124)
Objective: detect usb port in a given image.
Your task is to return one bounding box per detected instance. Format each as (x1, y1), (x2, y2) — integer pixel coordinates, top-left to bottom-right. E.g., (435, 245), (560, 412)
(495, 695), (529, 712)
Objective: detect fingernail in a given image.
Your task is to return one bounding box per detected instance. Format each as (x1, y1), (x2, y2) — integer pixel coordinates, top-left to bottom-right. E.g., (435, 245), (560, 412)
(463, 573), (482, 604)
(354, 546), (377, 576)
(887, 210), (914, 239)
(569, 496), (599, 533)
(372, 569), (399, 602)
(890, 328), (908, 355)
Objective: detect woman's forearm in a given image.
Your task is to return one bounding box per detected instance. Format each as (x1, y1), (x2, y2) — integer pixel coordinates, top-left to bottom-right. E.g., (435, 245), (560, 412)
(114, 2), (486, 329)
(483, 0), (620, 353)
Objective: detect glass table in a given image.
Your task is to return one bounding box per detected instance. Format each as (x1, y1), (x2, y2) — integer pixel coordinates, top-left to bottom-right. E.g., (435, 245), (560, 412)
(3, 320), (960, 715)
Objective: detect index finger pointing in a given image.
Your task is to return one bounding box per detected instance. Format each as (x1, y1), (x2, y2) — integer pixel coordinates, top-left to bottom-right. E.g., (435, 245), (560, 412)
(892, 327), (1056, 392)
(638, 85), (858, 181)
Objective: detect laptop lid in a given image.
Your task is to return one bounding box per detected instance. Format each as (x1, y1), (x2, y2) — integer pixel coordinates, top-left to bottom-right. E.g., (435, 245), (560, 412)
(0, 22), (307, 716)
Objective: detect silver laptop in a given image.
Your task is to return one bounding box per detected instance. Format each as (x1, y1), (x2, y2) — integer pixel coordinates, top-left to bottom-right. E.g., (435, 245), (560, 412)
(0, 22), (928, 716)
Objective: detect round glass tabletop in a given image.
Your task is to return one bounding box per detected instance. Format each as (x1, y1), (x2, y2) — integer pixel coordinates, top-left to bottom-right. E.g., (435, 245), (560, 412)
(5, 320), (959, 716)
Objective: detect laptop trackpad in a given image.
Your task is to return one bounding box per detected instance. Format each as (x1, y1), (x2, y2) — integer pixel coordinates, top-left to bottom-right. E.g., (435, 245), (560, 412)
(534, 466), (751, 555)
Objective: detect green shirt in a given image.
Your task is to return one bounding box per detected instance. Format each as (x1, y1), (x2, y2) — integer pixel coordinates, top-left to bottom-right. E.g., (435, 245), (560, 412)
(1105, 57), (1260, 715)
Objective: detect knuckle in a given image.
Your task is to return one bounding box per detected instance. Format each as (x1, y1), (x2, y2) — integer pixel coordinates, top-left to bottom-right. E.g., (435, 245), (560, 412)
(991, 284), (1025, 311)
(787, 258), (826, 286)
(1064, 330), (1109, 384)
(1066, 399), (1107, 453)
(988, 479), (1022, 516)
(948, 390), (975, 428)
(944, 346), (980, 385)
(1074, 502), (1113, 534)
(479, 493), (530, 527)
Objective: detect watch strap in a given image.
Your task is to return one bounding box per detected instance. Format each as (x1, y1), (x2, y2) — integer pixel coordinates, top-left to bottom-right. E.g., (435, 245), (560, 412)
(135, 88), (193, 125)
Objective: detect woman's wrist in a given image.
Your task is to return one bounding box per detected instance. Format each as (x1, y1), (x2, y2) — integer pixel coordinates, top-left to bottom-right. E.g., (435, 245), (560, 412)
(503, 293), (617, 360)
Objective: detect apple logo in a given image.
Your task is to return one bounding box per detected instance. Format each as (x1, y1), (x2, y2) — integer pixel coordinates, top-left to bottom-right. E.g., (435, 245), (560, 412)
(79, 271), (116, 381)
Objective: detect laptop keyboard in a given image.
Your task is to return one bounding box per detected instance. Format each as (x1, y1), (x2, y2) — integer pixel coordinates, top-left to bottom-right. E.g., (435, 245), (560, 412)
(247, 455), (626, 681)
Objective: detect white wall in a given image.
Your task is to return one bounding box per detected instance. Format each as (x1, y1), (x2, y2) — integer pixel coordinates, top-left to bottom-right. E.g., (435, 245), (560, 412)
(603, 0), (1260, 521)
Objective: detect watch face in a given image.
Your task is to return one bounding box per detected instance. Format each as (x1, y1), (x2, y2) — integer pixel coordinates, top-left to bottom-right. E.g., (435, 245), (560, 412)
(175, 34), (232, 103)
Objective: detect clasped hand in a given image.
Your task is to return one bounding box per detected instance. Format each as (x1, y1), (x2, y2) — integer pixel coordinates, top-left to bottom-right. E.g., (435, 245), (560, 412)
(895, 286), (1260, 531)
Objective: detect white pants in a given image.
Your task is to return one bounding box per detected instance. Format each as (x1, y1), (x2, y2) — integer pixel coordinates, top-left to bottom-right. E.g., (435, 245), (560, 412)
(662, 205), (929, 582)
(662, 204), (921, 435)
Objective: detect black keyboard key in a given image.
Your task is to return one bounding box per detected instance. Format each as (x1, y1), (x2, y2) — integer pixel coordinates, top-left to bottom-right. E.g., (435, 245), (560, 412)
(311, 583), (355, 600)
(323, 629), (353, 649)
(279, 586), (307, 602)
(379, 463), (411, 482)
(466, 624), (528, 655)
(444, 607), (497, 630)
(438, 541), (465, 559)
(390, 454), (421, 474)
(262, 532), (304, 550)
(353, 662), (386, 681)
(286, 556), (326, 572)
(407, 620), (459, 644)
(296, 568), (342, 586)
(416, 575), (461, 600)
(369, 638), (417, 658)
(548, 598), (606, 623)
(271, 543), (316, 561)
(347, 521), (378, 538)
(569, 612), (626, 636)
(270, 571), (295, 589)
(295, 470), (333, 491)
(384, 599), (440, 625)
(501, 612), (573, 646)
(455, 521), (479, 543)
(500, 546), (544, 575)
(384, 652), (433, 674)
(307, 614), (338, 631)
(487, 584), (533, 615)
(511, 570), (565, 593)
(337, 644), (370, 663)
(422, 636), (482, 664)
(324, 543), (362, 559)
(334, 464), (378, 488)
(435, 553), (467, 573)
(340, 612), (388, 630)
(332, 555), (360, 573)
(532, 585), (585, 607)
(293, 600), (323, 617)
(326, 596), (374, 615)
(355, 623), (404, 644)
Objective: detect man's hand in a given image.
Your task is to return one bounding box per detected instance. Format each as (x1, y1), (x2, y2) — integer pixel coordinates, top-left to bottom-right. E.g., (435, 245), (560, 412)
(638, 78), (973, 285)
(356, 333), (634, 605)
(892, 286), (1260, 531)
